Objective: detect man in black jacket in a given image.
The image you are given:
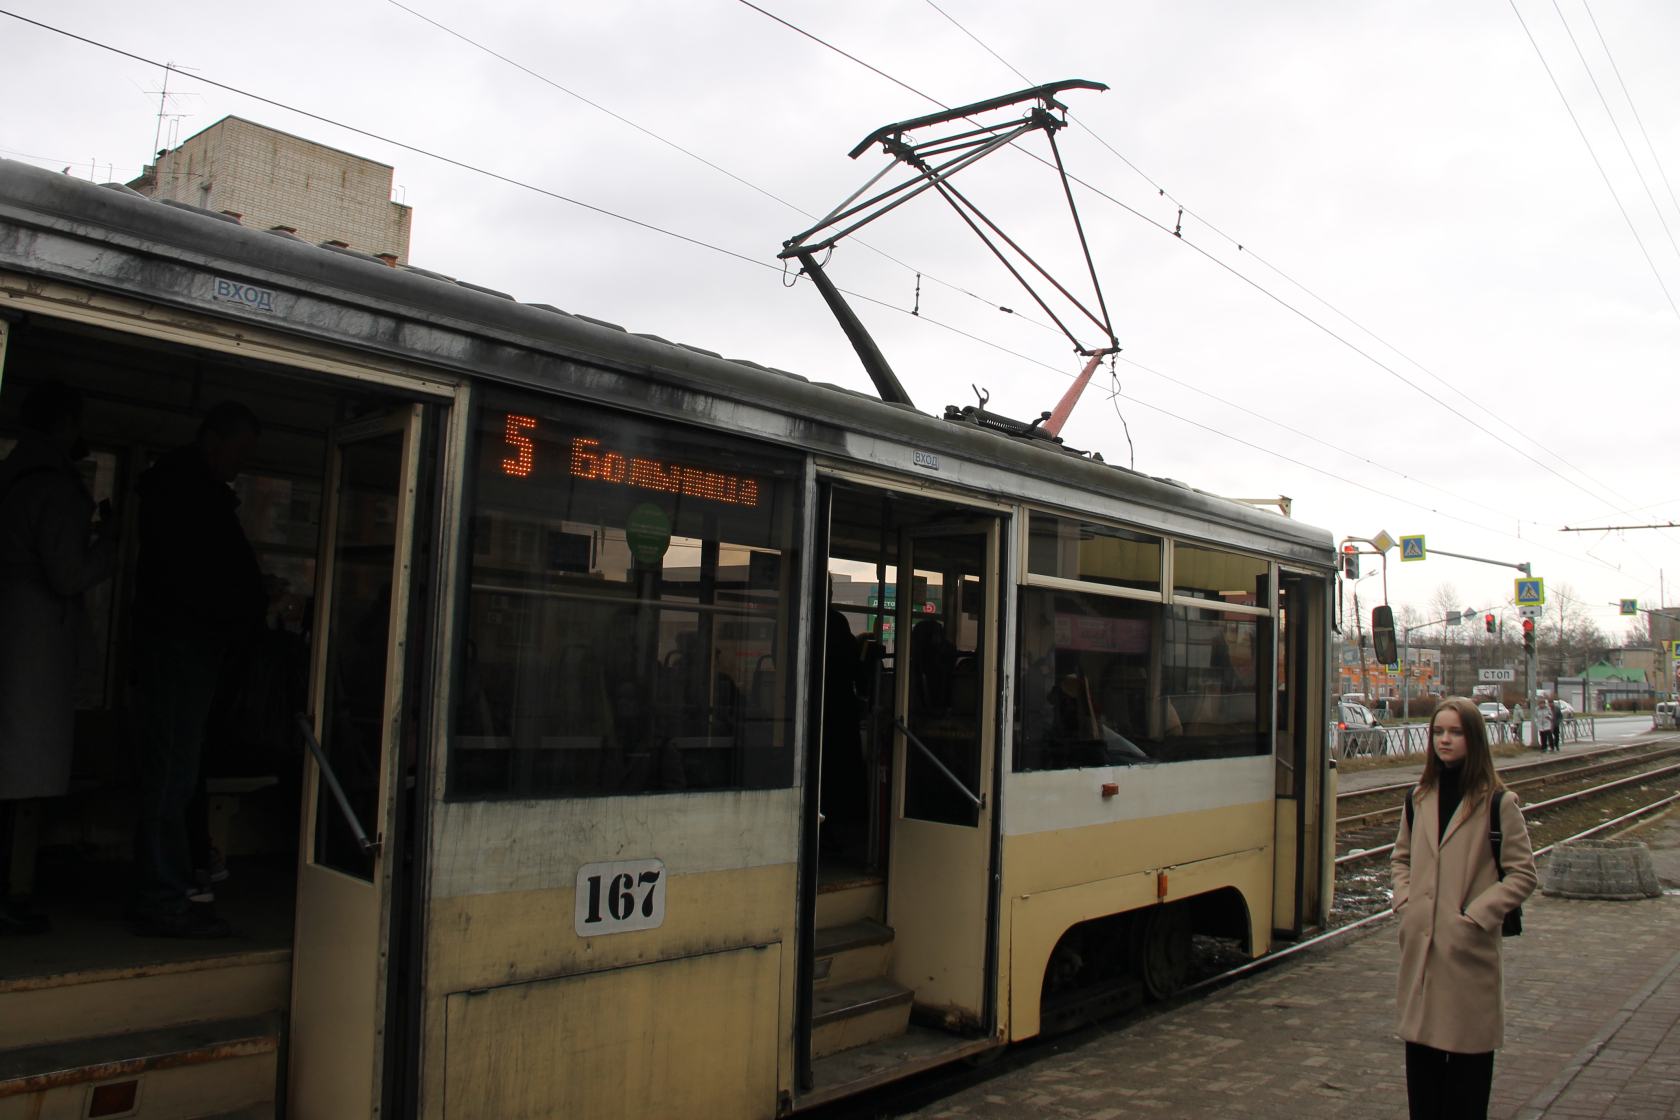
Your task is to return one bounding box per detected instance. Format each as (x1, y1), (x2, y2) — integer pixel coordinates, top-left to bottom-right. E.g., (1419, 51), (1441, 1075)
(131, 401), (265, 938)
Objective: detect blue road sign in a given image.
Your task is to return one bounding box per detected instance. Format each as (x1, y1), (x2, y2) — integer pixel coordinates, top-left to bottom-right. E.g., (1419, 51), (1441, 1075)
(1515, 578), (1545, 606)
(1400, 535), (1426, 561)
(1621, 599), (1639, 616)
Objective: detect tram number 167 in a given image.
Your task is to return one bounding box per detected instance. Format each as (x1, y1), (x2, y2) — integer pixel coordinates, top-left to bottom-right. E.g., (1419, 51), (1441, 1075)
(575, 858), (666, 937)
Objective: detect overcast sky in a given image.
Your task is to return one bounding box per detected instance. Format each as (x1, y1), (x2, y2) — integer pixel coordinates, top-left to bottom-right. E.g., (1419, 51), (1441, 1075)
(6, 0), (1678, 645)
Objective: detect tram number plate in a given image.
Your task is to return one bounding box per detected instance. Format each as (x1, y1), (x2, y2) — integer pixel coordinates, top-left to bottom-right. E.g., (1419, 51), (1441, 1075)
(575, 858), (666, 936)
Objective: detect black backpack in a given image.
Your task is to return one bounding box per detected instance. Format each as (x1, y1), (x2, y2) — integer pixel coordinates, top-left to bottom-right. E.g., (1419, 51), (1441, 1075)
(1405, 788), (1523, 937)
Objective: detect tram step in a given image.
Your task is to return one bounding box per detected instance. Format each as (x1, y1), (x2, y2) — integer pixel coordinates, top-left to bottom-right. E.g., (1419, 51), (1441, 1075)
(0, 950), (292, 1050)
(810, 978), (913, 1060)
(0, 1012), (279, 1119)
(812, 919), (895, 991)
(814, 878), (884, 928)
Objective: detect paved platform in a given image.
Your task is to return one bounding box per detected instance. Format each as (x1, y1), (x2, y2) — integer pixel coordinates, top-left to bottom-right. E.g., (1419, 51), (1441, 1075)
(909, 818), (1680, 1119)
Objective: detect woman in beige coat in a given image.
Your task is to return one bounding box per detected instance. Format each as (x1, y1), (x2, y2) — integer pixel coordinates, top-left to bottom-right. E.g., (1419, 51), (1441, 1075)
(1392, 697), (1536, 1119)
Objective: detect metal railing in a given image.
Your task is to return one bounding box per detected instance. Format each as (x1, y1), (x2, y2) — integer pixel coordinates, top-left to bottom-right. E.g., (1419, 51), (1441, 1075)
(297, 713), (380, 855)
(894, 719), (983, 809)
(1332, 715), (1600, 759)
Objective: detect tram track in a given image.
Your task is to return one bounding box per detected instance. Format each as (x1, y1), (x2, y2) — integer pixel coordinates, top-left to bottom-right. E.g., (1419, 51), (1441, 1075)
(814, 793), (1680, 1120)
(1335, 740), (1680, 863)
(1336, 739), (1680, 829)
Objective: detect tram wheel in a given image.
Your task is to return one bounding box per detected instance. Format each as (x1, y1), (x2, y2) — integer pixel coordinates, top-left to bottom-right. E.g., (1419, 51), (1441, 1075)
(1131, 902), (1192, 1000)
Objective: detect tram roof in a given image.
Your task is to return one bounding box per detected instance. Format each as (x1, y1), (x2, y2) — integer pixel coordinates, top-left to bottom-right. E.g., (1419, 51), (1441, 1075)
(0, 159), (1333, 564)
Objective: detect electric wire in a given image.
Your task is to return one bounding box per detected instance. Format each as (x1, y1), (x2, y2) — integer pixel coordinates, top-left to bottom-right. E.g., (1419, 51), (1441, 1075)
(0, 9), (785, 271)
(747, 0), (1677, 543)
(1546, 0), (1680, 262)
(1112, 353), (1542, 527)
(3, 7), (1651, 584)
(915, 0), (1680, 538)
(381, 0), (1044, 334)
(1581, 0), (1680, 226)
(746, 0), (1670, 579)
(1507, 0), (1680, 317)
(1098, 383), (1631, 578)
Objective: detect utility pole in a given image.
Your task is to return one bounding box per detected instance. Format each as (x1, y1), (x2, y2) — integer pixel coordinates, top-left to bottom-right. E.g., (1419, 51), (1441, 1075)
(1527, 623), (1538, 748)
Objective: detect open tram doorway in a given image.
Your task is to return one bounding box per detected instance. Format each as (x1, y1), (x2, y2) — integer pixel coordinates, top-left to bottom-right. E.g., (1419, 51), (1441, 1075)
(799, 481), (1004, 1102)
(0, 311), (440, 1118)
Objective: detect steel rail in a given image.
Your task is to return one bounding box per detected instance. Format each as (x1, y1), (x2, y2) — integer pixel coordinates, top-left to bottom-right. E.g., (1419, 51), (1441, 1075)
(1338, 737), (1680, 804)
(1336, 744), (1680, 829)
(1335, 760), (1680, 866)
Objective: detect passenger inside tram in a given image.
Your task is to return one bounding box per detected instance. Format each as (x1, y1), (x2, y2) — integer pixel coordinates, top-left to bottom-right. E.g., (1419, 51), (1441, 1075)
(0, 313), (413, 972)
(1014, 512), (1272, 771)
(446, 389), (802, 800)
(818, 485), (992, 876)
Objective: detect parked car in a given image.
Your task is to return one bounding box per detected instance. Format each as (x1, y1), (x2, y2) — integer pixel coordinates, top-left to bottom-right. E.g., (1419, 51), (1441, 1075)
(1337, 702), (1386, 756)
(1478, 701), (1510, 723)
(1655, 701), (1678, 731)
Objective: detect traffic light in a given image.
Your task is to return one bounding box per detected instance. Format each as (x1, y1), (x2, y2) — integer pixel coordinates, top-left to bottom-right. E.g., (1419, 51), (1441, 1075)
(1341, 544), (1359, 580)
(1522, 618), (1535, 656)
(1485, 613), (1496, 635)
(1372, 605), (1397, 664)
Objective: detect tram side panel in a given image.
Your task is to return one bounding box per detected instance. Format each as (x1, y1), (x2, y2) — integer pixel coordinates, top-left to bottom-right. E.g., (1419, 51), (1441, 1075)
(417, 391), (809, 1120)
(1002, 764), (1276, 1039)
(1002, 533), (1311, 1040)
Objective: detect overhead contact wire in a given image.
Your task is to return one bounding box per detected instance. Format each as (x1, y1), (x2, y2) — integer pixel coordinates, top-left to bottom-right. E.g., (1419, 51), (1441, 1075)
(1506, 0), (1680, 318)
(742, 0), (1662, 522)
(915, 0), (1680, 532)
(8, 6), (1646, 580)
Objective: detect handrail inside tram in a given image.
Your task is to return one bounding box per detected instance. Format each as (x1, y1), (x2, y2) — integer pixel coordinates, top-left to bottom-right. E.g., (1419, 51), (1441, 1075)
(895, 718), (984, 809)
(297, 712), (381, 856)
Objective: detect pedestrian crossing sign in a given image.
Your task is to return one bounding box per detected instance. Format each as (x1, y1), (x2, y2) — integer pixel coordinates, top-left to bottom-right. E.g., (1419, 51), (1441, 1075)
(1515, 578), (1544, 606)
(1621, 599), (1638, 616)
(1400, 535), (1426, 561)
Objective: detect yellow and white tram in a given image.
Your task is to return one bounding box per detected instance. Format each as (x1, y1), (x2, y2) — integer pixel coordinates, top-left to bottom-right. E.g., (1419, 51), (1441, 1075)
(0, 160), (1334, 1120)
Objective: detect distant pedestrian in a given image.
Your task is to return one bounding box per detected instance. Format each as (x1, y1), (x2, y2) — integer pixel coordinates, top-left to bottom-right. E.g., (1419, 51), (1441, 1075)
(1535, 698), (1553, 752)
(1549, 698), (1564, 751)
(1392, 697), (1537, 1120)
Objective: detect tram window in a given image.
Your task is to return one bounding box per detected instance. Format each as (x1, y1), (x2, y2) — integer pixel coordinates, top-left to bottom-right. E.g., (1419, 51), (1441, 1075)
(1172, 543), (1269, 609)
(1015, 588), (1269, 770)
(1026, 512), (1160, 593)
(447, 392), (801, 799)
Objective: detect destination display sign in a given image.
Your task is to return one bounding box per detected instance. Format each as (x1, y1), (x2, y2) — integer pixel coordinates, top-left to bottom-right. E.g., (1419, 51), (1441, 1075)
(498, 413), (761, 507)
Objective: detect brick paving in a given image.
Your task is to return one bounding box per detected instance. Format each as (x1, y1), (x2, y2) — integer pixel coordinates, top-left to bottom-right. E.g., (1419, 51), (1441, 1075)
(907, 887), (1680, 1119)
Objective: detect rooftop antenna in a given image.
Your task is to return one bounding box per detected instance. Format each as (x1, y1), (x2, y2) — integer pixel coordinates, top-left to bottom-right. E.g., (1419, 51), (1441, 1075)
(145, 63), (196, 178)
(150, 63), (176, 162)
(782, 79), (1120, 421)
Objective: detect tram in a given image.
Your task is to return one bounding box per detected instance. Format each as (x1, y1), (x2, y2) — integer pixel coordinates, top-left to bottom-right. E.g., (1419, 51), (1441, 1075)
(0, 159), (1335, 1119)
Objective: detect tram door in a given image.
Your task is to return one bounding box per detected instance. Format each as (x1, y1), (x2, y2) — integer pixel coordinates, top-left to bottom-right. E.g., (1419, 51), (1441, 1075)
(290, 407), (425, 1118)
(886, 519), (1001, 1030)
(1272, 572), (1328, 940)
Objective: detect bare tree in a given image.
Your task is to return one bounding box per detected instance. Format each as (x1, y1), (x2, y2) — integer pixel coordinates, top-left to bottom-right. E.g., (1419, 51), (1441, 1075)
(1429, 581), (1462, 624)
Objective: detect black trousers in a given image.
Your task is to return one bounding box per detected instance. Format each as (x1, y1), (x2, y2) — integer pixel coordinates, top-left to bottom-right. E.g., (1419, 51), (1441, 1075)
(1406, 1042), (1494, 1120)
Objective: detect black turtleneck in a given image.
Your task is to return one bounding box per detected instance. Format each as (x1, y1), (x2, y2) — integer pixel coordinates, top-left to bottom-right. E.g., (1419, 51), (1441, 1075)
(1437, 764), (1464, 842)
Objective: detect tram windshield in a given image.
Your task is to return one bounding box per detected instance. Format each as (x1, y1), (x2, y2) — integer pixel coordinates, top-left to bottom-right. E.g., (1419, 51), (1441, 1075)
(447, 391), (802, 798)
